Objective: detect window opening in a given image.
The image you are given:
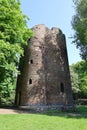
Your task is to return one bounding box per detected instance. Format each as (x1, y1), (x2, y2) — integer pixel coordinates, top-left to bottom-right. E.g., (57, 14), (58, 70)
(29, 79), (32, 84)
(30, 59), (33, 64)
(60, 83), (64, 93)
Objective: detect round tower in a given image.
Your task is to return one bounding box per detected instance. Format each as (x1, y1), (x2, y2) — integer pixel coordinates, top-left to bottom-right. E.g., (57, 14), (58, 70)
(15, 24), (73, 108)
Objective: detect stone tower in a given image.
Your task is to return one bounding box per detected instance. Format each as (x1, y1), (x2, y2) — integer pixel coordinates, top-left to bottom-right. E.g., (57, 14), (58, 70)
(15, 24), (73, 109)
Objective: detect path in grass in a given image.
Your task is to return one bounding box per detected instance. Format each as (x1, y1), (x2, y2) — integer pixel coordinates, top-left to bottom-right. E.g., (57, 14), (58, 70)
(0, 108), (23, 114)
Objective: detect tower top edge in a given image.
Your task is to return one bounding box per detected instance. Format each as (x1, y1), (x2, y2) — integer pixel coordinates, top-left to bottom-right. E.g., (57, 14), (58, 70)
(31, 24), (63, 34)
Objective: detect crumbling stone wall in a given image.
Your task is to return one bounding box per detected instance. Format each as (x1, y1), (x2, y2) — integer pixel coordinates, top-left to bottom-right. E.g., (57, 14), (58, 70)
(15, 24), (73, 107)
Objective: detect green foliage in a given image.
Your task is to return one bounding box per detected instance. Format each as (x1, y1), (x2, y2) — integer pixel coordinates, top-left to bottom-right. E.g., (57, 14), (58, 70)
(70, 61), (87, 99)
(0, 0), (33, 105)
(70, 66), (80, 99)
(72, 0), (87, 60)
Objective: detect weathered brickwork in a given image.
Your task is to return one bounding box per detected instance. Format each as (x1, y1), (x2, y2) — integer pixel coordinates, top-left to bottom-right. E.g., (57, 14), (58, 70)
(15, 24), (73, 108)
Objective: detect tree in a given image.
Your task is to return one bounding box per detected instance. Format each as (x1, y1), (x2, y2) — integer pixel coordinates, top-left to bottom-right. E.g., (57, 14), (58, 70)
(0, 0), (33, 105)
(72, 0), (87, 60)
(70, 66), (80, 99)
(70, 61), (87, 99)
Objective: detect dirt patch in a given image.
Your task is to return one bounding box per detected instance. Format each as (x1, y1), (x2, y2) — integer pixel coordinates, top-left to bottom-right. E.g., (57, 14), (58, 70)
(0, 108), (25, 114)
(0, 107), (37, 114)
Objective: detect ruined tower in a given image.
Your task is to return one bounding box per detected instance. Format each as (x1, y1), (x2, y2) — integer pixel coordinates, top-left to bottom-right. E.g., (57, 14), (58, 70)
(15, 24), (73, 109)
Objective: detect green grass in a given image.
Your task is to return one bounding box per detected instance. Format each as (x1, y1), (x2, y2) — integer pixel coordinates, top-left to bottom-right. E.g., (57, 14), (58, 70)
(76, 105), (87, 114)
(0, 106), (87, 130)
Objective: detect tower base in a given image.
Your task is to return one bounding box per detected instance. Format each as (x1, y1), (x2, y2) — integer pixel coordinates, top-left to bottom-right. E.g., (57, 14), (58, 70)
(19, 104), (75, 112)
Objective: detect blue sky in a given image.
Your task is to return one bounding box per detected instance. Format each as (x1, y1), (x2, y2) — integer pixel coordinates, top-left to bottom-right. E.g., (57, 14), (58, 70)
(21, 0), (81, 65)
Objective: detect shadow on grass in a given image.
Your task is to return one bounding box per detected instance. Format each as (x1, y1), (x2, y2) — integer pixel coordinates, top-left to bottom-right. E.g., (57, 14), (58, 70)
(42, 108), (87, 119)
(0, 105), (87, 119)
(21, 105), (87, 119)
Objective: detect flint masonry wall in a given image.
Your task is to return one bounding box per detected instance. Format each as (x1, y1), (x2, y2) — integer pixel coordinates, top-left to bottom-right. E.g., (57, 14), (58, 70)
(15, 24), (73, 107)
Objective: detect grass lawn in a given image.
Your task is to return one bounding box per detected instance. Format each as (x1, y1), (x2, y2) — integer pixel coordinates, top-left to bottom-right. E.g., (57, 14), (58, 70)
(0, 106), (87, 130)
